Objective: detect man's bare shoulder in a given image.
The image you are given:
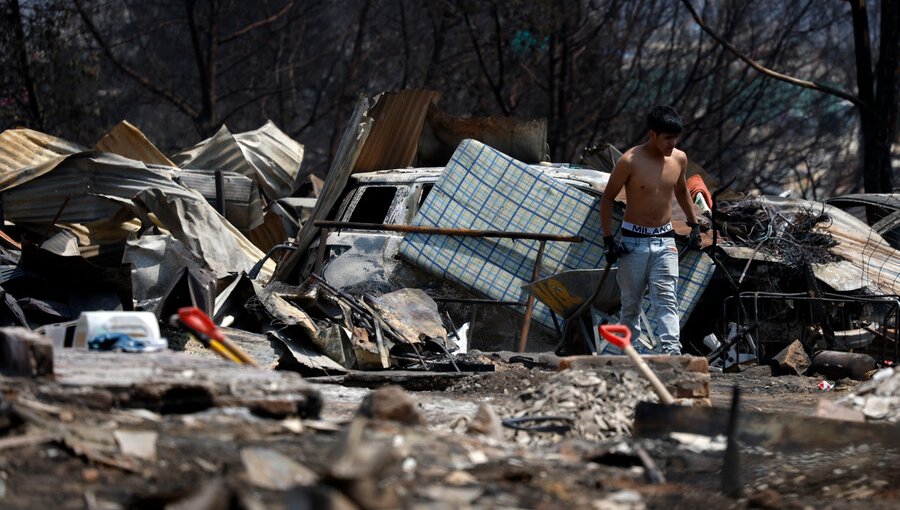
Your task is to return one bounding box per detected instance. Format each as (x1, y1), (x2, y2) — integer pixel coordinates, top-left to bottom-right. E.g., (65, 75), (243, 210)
(671, 148), (688, 164)
(613, 147), (638, 171)
(616, 146), (641, 166)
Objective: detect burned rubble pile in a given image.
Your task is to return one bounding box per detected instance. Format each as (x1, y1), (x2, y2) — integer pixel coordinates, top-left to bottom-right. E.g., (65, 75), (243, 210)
(837, 367), (900, 422)
(1, 89), (900, 508)
(717, 198), (844, 267)
(505, 369), (658, 442)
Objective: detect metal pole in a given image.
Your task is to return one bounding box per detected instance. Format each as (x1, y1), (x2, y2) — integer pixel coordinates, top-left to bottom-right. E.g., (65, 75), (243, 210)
(214, 170), (226, 216)
(517, 240), (546, 353)
(314, 220), (582, 243)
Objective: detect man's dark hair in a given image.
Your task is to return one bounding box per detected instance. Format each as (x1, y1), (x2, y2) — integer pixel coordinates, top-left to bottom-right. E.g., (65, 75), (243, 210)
(647, 105), (683, 135)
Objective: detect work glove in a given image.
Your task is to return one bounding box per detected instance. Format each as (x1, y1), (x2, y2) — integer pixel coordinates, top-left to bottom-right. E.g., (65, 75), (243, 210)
(603, 235), (627, 264)
(687, 222), (702, 250)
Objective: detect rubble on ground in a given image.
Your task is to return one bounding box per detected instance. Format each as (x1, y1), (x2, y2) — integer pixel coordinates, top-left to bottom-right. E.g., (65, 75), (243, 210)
(0, 90), (899, 507)
(837, 367), (900, 422)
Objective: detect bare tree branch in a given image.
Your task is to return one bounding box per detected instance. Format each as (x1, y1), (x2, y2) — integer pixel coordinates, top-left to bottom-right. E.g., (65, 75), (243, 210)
(218, 0), (294, 44)
(680, 0), (864, 108)
(72, 0), (199, 118)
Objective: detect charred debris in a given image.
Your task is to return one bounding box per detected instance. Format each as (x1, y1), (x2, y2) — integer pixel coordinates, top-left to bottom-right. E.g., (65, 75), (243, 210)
(0, 89), (895, 379)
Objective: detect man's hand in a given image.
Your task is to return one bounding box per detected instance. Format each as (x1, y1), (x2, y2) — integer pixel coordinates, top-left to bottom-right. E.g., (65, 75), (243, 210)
(688, 222), (702, 250)
(603, 235), (627, 263)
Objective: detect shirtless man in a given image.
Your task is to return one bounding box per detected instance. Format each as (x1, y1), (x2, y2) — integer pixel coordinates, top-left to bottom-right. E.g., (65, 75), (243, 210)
(599, 105), (700, 355)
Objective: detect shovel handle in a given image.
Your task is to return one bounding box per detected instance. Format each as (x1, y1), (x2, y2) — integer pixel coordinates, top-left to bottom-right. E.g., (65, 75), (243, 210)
(599, 324), (675, 405)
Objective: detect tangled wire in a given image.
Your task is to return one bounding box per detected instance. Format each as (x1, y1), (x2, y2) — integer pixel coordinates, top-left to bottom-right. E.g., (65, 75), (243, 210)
(719, 198), (844, 268)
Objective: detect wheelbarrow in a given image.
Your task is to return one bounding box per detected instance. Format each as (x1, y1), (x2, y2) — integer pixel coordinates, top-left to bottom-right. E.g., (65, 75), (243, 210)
(522, 263), (621, 354)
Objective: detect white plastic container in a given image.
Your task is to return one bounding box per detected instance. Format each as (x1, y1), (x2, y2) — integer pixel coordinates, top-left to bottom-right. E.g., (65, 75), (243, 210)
(73, 311), (163, 350)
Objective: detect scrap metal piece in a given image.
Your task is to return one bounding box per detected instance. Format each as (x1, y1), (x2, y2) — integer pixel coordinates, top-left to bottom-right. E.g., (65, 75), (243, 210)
(93, 120), (176, 167)
(417, 104), (549, 165)
(173, 121), (305, 202)
(366, 288), (447, 345)
(274, 96), (373, 281)
(123, 234), (216, 318)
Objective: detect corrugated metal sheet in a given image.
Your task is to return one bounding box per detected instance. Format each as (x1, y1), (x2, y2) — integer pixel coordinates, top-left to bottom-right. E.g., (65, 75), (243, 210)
(417, 105), (549, 166)
(352, 89), (441, 173)
(274, 95), (374, 281)
(176, 169), (264, 231)
(3, 154), (180, 224)
(173, 121), (304, 202)
(0, 128), (86, 191)
(234, 120), (305, 200)
(720, 196), (900, 295)
(94, 120), (176, 167)
(2, 152), (274, 279)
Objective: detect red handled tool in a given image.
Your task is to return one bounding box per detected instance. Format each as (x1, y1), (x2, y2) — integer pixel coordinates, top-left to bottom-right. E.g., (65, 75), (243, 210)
(174, 307), (259, 367)
(599, 324), (674, 405)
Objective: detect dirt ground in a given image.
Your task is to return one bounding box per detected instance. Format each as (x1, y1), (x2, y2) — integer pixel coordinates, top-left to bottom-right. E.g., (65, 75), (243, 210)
(0, 354), (896, 510)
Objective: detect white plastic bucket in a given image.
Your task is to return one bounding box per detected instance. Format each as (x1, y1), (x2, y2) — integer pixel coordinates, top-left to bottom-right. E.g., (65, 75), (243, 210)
(73, 311), (162, 350)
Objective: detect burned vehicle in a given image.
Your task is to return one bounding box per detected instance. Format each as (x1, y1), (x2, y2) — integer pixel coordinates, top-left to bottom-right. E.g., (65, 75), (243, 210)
(293, 164), (611, 352)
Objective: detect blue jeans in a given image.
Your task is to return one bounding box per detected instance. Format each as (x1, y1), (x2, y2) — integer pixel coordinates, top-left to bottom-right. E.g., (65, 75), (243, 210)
(617, 236), (681, 355)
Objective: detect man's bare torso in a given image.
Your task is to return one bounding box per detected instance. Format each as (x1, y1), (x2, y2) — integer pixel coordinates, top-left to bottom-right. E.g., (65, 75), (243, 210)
(621, 144), (686, 227)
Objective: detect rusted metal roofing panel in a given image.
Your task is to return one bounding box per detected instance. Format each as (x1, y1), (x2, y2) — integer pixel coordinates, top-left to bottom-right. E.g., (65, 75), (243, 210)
(94, 120), (176, 167)
(352, 89), (441, 173)
(2, 152), (274, 279)
(173, 121), (304, 202)
(417, 104), (549, 165)
(0, 128), (86, 191)
(274, 95), (374, 281)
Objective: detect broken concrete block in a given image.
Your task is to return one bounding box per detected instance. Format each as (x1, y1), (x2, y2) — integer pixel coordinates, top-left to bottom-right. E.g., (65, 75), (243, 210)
(0, 327), (54, 377)
(815, 399), (865, 422)
(356, 385), (425, 425)
(466, 403), (503, 438)
(769, 340), (810, 376)
(862, 396), (897, 420)
(241, 447), (318, 490)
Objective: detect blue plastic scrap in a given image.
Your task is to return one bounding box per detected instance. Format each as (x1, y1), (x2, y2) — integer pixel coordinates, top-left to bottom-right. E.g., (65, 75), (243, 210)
(88, 333), (167, 353)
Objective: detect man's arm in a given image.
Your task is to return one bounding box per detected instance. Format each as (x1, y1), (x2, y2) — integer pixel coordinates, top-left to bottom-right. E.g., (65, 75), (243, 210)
(673, 154), (698, 225)
(600, 157), (631, 236)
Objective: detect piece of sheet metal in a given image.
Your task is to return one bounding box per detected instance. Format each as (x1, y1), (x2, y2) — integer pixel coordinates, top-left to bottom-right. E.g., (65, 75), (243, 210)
(0, 128), (86, 190)
(93, 120), (176, 167)
(274, 95), (374, 281)
(522, 267), (621, 318)
(176, 168), (264, 231)
(0, 152), (273, 278)
(352, 89), (441, 173)
(174, 120), (304, 202)
(417, 105), (549, 165)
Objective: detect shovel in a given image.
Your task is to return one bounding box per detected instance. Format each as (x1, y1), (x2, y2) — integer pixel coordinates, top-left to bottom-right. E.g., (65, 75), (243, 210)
(599, 324), (674, 405)
(174, 307), (260, 367)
